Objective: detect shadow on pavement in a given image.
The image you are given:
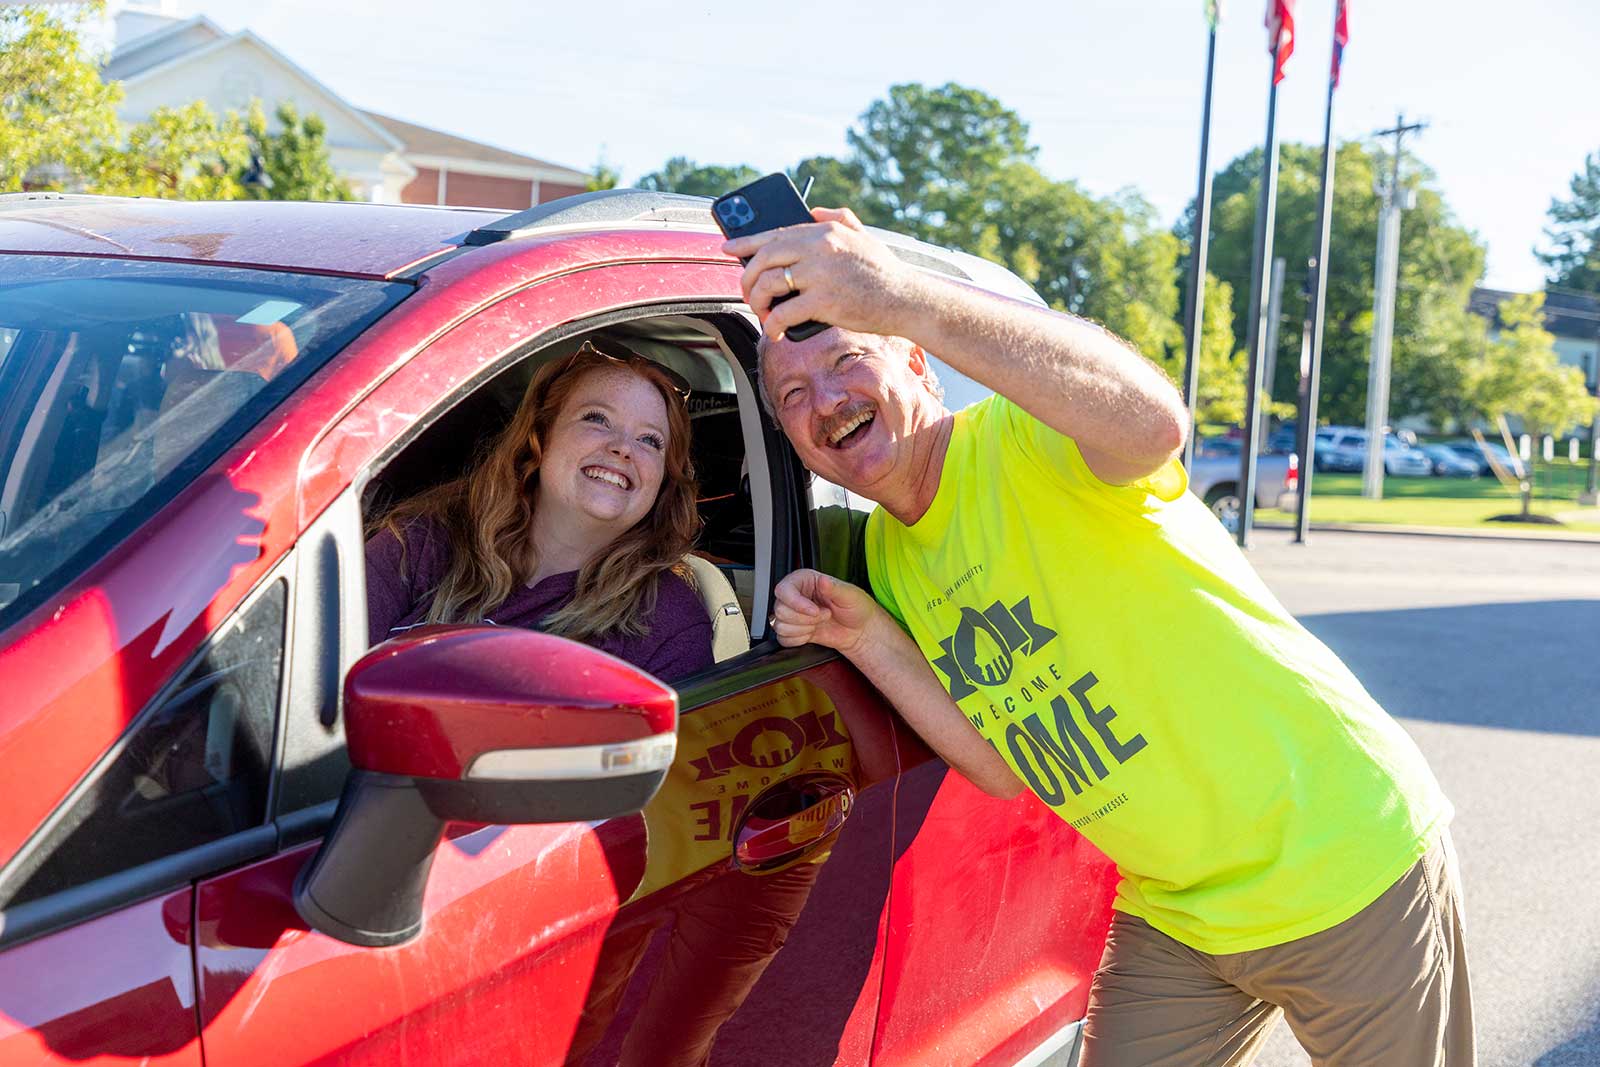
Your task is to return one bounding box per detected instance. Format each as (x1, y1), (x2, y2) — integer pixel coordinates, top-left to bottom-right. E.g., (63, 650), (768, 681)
(1296, 600), (1600, 737)
(1533, 1015), (1600, 1066)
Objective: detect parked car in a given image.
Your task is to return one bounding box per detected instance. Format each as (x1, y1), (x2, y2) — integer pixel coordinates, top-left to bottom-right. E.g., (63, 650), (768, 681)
(1443, 439), (1523, 478)
(1187, 438), (1298, 533)
(0, 192), (1118, 1067)
(1313, 429), (1432, 476)
(1313, 427), (1364, 472)
(1418, 444), (1481, 478)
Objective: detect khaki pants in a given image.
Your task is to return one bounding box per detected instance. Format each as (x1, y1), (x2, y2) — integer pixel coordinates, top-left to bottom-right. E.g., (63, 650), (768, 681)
(1081, 833), (1474, 1067)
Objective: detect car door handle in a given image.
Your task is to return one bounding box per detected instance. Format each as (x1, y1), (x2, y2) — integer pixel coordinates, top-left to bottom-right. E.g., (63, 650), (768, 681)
(731, 771), (854, 874)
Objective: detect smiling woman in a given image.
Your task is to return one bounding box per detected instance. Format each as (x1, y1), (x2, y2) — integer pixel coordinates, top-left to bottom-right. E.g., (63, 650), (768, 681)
(364, 341), (715, 682)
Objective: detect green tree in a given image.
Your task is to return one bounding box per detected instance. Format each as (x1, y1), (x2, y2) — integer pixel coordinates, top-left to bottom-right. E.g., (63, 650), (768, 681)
(789, 155), (867, 211)
(0, 3), (120, 192)
(1472, 293), (1599, 515)
(1193, 141), (1485, 427)
(1538, 150), (1600, 292)
(1389, 293), (1488, 433)
(1, 5), (287, 201)
(92, 101), (249, 199)
(1475, 293), (1598, 436)
(637, 157), (760, 198)
(1193, 273), (1249, 427)
(587, 157), (620, 192)
(633, 85), (1187, 373)
(240, 100), (353, 201)
(972, 163), (1184, 374)
(846, 82), (1034, 244)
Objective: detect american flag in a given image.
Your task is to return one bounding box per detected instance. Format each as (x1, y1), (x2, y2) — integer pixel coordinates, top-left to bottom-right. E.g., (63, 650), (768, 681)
(1331, 0), (1351, 88)
(1266, 0), (1296, 84)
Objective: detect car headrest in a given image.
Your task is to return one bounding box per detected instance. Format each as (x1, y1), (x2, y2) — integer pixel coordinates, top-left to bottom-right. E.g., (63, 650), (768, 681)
(680, 554), (749, 663)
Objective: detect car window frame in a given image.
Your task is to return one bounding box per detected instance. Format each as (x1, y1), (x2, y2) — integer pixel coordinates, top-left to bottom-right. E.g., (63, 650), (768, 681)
(272, 301), (811, 844)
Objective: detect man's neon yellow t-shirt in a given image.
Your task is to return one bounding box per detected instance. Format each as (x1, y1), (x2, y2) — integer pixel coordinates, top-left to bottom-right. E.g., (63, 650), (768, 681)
(864, 395), (1450, 954)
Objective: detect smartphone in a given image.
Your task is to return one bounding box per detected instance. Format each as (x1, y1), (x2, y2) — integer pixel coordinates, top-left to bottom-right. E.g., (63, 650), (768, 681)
(711, 173), (828, 342)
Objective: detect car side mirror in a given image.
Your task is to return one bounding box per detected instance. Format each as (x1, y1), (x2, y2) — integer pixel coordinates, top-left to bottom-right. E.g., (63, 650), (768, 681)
(293, 626), (676, 947)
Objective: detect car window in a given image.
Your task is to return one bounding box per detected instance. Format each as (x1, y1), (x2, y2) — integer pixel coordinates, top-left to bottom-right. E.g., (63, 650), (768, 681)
(0, 579), (285, 908)
(0, 256), (409, 631)
(811, 476), (872, 588)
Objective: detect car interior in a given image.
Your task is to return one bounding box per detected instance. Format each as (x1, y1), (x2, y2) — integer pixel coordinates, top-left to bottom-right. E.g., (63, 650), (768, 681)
(360, 314), (771, 666)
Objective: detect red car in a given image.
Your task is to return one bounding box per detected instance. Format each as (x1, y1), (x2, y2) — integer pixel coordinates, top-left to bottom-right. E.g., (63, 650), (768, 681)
(0, 191), (1116, 1067)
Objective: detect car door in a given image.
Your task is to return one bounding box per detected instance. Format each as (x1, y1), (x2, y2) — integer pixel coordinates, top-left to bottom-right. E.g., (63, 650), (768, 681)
(189, 265), (908, 1066)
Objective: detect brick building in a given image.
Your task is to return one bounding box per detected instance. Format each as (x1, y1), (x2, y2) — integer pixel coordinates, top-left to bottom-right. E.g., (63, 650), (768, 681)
(360, 112), (589, 210)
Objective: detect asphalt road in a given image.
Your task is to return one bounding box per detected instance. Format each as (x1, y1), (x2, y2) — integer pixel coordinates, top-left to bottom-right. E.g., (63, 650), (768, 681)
(1240, 529), (1600, 1067)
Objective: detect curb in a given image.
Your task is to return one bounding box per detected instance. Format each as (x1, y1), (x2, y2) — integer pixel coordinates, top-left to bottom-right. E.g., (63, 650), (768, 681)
(1252, 520), (1600, 546)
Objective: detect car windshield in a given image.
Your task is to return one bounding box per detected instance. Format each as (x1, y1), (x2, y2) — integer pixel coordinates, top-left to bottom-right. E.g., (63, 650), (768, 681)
(0, 256), (409, 630)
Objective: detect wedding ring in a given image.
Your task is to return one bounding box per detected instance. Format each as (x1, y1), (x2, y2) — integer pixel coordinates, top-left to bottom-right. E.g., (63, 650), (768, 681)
(782, 266), (796, 294)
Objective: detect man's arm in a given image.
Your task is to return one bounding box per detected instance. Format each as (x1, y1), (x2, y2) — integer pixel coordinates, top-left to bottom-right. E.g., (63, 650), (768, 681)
(772, 569), (1025, 799)
(725, 208), (1188, 485)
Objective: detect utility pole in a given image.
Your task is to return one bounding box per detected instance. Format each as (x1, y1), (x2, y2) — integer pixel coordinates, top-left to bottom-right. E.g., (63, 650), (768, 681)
(1362, 113), (1425, 500)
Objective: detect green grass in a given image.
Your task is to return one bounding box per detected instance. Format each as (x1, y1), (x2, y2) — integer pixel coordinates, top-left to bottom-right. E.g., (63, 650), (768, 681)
(1271, 462), (1600, 534)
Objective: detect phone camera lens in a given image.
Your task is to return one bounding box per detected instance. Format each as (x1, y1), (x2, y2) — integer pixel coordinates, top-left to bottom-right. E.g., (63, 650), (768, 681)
(718, 196), (755, 228)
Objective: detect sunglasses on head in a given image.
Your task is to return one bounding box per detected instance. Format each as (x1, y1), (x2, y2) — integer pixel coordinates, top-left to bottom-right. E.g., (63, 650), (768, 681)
(568, 340), (693, 399)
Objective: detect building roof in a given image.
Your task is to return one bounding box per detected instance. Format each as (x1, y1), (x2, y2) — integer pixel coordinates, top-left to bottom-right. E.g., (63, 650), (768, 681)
(104, 12), (229, 81)
(0, 196), (501, 279)
(359, 111), (588, 181)
(1469, 285), (1600, 340)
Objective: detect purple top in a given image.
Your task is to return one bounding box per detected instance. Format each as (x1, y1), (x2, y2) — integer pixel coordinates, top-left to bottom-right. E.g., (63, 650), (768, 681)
(365, 521), (715, 683)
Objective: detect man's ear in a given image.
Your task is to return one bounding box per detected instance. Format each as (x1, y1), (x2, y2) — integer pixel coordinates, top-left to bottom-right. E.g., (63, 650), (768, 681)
(905, 343), (938, 396)
(906, 342), (929, 377)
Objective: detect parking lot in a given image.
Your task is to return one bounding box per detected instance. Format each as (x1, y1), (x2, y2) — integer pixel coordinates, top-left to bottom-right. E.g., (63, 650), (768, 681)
(1245, 529), (1600, 1067)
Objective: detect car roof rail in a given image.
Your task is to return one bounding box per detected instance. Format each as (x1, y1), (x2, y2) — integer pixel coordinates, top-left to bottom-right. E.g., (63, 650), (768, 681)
(0, 192), (121, 212)
(461, 189), (716, 245)
(461, 187), (1046, 308)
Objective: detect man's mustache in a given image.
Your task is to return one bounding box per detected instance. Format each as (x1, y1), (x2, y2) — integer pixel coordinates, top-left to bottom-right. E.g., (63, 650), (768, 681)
(816, 403), (877, 446)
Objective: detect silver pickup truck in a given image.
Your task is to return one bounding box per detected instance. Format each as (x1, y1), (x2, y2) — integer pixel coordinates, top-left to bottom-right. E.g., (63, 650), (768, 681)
(1187, 439), (1298, 533)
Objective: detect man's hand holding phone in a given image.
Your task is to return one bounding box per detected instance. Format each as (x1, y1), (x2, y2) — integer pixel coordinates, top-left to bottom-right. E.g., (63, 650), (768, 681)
(723, 206), (927, 343)
(714, 173), (928, 343)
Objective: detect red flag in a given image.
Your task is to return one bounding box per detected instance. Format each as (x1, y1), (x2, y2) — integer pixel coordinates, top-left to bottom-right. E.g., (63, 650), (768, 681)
(1331, 0), (1350, 87)
(1266, 0), (1296, 84)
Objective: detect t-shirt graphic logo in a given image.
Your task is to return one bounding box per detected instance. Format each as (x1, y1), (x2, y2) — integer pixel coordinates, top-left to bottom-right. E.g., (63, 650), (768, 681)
(931, 597), (1058, 699)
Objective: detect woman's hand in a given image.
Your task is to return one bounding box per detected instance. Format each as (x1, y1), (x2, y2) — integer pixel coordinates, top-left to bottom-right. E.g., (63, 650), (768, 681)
(771, 568), (879, 657)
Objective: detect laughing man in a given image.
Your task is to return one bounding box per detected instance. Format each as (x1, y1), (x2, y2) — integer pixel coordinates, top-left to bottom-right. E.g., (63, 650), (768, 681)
(726, 207), (1474, 1067)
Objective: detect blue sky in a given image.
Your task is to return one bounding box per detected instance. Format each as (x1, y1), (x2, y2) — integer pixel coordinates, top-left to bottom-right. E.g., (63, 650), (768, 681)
(176, 0), (1598, 290)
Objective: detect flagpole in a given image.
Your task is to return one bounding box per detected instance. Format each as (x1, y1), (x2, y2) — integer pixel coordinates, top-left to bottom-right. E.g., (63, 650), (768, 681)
(1180, 14), (1220, 472)
(1237, 43), (1285, 548)
(1293, 4), (1343, 545)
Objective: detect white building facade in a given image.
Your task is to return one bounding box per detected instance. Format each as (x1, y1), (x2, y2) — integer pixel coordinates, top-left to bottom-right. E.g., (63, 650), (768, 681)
(104, 3), (591, 207)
